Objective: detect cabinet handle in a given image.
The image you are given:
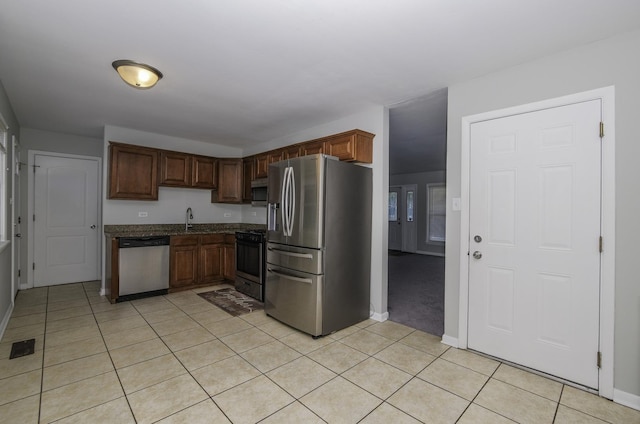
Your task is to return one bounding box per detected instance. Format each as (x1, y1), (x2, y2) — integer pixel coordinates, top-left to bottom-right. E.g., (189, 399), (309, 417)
(268, 268), (313, 284)
(267, 248), (313, 259)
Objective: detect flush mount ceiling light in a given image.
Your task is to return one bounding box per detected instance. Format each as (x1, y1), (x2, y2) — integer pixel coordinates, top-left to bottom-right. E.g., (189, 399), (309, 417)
(112, 60), (163, 89)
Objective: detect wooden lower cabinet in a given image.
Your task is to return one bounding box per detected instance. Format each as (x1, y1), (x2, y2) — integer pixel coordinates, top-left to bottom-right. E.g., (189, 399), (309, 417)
(170, 233), (235, 291)
(170, 235), (199, 289)
(200, 235), (224, 283)
(223, 234), (235, 281)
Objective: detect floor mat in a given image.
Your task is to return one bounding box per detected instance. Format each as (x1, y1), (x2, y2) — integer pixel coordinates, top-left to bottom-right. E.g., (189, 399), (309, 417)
(198, 288), (263, 317)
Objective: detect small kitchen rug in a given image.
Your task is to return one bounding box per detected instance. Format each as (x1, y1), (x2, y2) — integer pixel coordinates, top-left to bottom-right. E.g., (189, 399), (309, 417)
(198, 288), (263, 317)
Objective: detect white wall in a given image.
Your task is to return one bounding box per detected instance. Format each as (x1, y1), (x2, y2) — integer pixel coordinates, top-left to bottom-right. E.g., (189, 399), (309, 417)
(0, 80), (20, 337)
(445, 29), (640, 399)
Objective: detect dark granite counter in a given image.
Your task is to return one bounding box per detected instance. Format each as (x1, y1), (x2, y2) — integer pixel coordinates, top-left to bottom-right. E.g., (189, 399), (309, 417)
(103, 223), (266, 238)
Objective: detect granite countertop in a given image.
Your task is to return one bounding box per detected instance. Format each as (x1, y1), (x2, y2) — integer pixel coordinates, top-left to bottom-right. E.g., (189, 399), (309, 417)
(103, 223), (266, 238)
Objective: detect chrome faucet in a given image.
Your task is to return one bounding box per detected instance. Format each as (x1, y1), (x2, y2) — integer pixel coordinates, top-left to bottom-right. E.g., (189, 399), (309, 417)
(185, 207), (193, 231)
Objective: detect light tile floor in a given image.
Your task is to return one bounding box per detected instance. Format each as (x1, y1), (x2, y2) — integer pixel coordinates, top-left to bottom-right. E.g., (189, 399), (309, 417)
(1, 282), (639, 423)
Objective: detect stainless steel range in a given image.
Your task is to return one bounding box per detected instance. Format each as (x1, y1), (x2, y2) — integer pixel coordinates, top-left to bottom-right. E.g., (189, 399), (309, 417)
(235, 229), (266, 301)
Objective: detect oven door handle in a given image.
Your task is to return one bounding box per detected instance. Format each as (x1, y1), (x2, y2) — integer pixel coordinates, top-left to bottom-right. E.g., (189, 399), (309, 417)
(268, 268), (313, 284)
(267, 248), (313, 260)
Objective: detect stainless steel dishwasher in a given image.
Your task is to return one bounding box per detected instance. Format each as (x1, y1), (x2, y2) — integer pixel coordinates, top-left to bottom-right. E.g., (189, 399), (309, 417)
(118, 235), (170, 300)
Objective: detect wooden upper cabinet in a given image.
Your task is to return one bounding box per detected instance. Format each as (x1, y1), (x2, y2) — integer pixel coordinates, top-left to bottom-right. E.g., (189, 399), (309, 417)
(192, 155), (217, 189)
(255, 153), (269, 178)
(300, 140), (325, 156)
(160, 151), (191, 187)
(212, 158), (243, 203)
(324, 130), (374, 163)
(108, 142), (159, 200)
(268, 149), (284, 165)
(160, 152), (217, 189)
(283, 145), (301, 159)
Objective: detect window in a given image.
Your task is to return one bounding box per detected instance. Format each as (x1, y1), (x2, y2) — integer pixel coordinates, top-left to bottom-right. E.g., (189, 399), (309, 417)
(0, 120), (7, 242)
(427, 183), (446, 243)
(388, 191), (398, 221)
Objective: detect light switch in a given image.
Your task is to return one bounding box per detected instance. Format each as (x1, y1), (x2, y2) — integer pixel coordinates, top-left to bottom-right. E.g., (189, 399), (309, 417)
(138, 212), (148, 217)
(452, 198), (461, 211)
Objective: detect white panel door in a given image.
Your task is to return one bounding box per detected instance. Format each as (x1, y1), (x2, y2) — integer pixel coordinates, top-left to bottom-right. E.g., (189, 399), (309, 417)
(34, 155), (99, 286)
(468, 100), (601, 388)
(388, 187), (402, 250)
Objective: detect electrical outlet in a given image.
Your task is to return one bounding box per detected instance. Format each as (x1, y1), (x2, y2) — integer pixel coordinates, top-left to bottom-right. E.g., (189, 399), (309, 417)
(138, 212), (148, 217)
(223, 213), (231, 217)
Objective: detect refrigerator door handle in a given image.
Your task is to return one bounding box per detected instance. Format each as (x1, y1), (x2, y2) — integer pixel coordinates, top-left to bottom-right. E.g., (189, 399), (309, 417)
(281, 167), (289, 236)
(289, 166), (296, 235)
(268, 268), (313, 284)
(267, 247), (313, 260)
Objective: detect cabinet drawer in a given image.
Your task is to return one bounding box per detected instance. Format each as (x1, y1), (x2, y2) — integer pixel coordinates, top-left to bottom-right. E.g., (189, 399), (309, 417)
(200, 234), (225, 245)
(171, 235), (199, 247)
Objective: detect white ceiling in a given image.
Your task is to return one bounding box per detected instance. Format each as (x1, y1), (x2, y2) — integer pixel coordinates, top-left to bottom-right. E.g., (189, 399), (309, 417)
(1, 1), (639, 166)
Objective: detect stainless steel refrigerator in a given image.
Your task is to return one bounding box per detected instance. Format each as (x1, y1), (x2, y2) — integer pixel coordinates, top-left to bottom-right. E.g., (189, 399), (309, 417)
(265, 154), (372, 337)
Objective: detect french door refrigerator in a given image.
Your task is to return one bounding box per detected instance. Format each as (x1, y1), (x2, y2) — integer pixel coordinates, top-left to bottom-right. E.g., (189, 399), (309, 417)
(266, 154), (372, 337)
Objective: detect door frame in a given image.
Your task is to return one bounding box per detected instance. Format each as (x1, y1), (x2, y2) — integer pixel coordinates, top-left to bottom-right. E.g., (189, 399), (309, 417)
(457, 86), (615, 398)
(11, 135), (20, 300)
(26, 150), (102, 289)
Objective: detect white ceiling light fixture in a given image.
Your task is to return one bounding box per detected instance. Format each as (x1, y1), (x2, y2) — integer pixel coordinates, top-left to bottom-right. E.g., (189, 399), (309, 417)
(112, 60), (163, 89)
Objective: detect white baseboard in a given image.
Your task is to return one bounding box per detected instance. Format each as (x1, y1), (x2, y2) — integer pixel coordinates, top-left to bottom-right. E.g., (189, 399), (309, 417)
(19, 283), (29, 290)
(613, 388), (640, 411)
(0, 303), (14, 343)
(370, 311), (389, 322)
(441, 334), (459, 348)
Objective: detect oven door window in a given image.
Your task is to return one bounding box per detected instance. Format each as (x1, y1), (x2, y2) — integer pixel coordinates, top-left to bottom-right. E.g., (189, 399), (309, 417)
(236, 240), (262, 281)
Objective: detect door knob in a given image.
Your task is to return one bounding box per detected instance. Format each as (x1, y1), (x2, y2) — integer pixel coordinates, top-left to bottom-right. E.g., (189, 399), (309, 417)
(90, 225), (97, 229)
(15, 233), (21, 238)
(472, 251), (482, 259)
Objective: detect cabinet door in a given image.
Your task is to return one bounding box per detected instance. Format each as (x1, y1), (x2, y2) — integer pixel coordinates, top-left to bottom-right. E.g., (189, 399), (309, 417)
(242, 157), (254, 203)
(192, 155), (218, 189)
(223, 237), (236, 281)
(108, 143), (159, 200)
(300, 140), (325, 156)
(170, 239), (199, 288)
(200, 243), (224, 283)
(255, 153), (268, 178)
(160, 151), (191, 187)
(324, 130), (373, 163)
(212, 159), (242, 203)
(284, 145), (301, 159)
(269, 149), (284, 165)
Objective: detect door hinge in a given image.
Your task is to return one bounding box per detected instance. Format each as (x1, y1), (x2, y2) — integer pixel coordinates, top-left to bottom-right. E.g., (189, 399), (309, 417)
(18, 216), (21, 224)
(599, 236), (603, 253)
(32, 262), (35, 270)
(18, 269), (21, 277)
(597, 351), (602, 369)
(33, 214), (35, 222)
(599, 122), (604, 138)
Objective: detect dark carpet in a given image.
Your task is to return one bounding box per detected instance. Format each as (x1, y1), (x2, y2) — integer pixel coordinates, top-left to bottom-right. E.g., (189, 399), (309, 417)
(388, 252), (445, 336)
(198, 288), (263, 317)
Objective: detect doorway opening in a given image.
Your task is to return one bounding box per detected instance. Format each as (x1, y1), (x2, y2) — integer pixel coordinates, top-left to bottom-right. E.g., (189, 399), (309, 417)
(387, 89), (447, 336)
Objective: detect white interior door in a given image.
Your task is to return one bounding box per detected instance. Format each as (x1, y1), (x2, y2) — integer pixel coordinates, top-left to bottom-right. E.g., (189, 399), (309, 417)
(33, 154), (100, 286)
(402, 185), (417, 253)
(388, 187), (402, 250)
(468, 99), (601, 388)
